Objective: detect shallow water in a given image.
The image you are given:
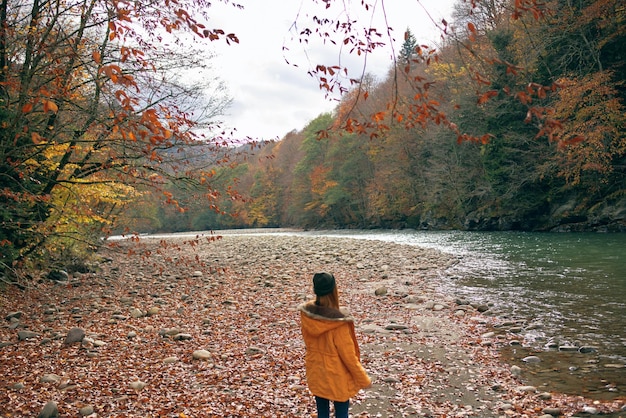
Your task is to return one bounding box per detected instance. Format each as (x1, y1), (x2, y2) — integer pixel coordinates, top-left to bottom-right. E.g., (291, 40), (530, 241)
(294, 229), (626, 400)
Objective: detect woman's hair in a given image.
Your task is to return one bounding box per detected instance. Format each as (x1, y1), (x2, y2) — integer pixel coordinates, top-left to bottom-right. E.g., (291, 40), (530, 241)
(315, 284), (340, 309)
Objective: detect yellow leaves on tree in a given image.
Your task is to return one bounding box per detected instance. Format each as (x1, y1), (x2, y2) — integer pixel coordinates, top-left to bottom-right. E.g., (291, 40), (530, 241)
(46, 177), (140, 233)
(305, 165), (337, 216)
(30, 174), (141, 258)
(551, 71), (626, 186)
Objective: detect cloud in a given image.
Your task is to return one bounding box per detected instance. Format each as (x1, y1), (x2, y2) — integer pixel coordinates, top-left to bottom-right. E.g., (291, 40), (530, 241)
(204, 0), (456, 141)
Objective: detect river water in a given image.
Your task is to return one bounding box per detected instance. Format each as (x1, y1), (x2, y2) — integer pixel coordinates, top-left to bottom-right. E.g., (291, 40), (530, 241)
(292, 229), (626, 400)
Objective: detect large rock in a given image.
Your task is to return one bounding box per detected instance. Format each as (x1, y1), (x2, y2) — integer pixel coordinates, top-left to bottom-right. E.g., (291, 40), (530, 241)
(64, 327), (85, 344)
(192, 349), (212, 360)
(46, 270), (69, 282)
(17, 330), (39, 341)
(129, 380), (147, 391)
(129, 308), (145, 318)
(5, 311), (23, 321)
(40, 374), (61, 384)
(79, 405), (94, 416)
(374, 286), (387, 296)
(38, 401), (58, 418)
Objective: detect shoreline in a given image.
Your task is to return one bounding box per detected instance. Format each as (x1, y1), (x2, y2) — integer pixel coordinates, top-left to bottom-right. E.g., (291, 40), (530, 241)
(1, 233), (624, 417)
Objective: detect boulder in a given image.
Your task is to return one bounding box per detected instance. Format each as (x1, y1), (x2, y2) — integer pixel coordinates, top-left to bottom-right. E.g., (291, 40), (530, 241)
(38, 401), (58, 418)
(64, 327), (85, 344)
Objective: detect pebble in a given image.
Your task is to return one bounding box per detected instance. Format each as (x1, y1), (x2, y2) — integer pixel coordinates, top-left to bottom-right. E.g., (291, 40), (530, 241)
(511, 365), (522, 377)
(17, 330), (39, 340)
(471, 303), (489, 312)
(79, 405), (94, 416)
(406, 295), (427, 304)
(130, 308), (144, 318)
(192, 349), (212, 360)
(542, 407), (562, 416)
(582, 406), (599, 414)
(5, 311), (23, 321)
(245, 346), (266, 356)
(129, 380), (146, 390)
(64, 327), (85, 344)
(537, 392), (552, 400)
(160, 328), (181, 336)
(40, 374), (61, 384)
(384, 324), (408, 330)
(38, 401), (58, 418)
(47, 270), (69, 282)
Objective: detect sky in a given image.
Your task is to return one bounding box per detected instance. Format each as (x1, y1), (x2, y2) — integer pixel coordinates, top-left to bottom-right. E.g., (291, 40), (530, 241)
(204, 0), (458, 142)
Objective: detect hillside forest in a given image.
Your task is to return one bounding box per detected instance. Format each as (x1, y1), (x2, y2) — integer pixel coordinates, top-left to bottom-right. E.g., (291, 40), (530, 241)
(1, 0), (625, 272)
(125, 0), (626, 234)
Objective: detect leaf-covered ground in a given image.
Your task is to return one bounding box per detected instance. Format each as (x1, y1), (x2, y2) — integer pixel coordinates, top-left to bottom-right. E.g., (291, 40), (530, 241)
(1, 233), (624, 417)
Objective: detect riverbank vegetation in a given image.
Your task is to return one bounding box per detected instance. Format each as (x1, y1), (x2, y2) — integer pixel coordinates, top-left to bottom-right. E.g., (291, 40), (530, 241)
(135, 0), (625, 234)
(0, 0), (239, 272)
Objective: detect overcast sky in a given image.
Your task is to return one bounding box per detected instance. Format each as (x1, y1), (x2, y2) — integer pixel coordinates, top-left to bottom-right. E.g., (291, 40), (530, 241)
(205, 0), (457, 142)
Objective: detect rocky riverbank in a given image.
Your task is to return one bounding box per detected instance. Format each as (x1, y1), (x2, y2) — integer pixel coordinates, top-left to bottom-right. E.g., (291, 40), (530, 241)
(1, 231), (624, 417)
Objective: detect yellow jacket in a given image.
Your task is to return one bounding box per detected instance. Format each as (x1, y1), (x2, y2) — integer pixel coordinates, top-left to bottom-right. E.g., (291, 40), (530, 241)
(299, 302), (371, 402)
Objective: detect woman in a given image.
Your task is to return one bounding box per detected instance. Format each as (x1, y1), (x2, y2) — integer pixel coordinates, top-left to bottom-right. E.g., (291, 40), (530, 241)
(299, 272), (371, 418)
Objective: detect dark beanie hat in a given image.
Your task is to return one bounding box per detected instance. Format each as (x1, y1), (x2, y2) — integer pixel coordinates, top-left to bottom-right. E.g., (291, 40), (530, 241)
(313, 272), (336, 296)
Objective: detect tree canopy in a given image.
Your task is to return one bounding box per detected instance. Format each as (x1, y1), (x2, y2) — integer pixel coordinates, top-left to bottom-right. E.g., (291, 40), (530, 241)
(0, 0), (238, 270)
(133, 0), (625, 233)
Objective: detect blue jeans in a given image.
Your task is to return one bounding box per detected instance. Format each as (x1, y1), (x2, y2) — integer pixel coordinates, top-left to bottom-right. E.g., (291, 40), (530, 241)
(315, 396), (349, 418)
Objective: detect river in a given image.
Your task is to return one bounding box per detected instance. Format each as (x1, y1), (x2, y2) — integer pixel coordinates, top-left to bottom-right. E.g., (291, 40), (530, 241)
(292, 229), (626, 400)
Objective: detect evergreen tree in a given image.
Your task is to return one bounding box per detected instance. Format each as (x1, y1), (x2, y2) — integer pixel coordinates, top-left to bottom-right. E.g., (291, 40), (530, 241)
(398, 28), (417, 65)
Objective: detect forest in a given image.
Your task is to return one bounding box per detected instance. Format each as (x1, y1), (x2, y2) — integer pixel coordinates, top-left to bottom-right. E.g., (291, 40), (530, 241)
(1, 0), (625, 273)
(130, 0), (626, 234)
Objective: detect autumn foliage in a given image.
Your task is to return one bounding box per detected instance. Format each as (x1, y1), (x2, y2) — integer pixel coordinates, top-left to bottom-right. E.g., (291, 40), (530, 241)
(0, 0), (242, 269)
(135, 0), (625, 233)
